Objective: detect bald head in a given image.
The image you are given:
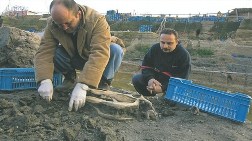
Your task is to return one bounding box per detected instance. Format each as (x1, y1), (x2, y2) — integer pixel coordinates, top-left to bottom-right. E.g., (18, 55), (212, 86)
(50, 0), (81, 33)
(51, 4), (72, 24)
(50, 0), (79, 15)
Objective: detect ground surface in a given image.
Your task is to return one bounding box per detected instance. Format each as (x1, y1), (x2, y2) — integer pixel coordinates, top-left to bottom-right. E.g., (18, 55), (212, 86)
(0, 88), (252, 141)
(1, 30), (252, 141)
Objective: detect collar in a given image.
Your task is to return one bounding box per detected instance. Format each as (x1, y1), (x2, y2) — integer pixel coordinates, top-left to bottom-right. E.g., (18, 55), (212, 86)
(72, 23), (81, 36)
(72, 7), (83, 36)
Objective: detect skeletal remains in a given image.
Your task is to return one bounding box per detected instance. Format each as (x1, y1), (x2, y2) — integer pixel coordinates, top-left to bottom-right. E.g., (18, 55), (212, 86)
(86, 88), (158, 121)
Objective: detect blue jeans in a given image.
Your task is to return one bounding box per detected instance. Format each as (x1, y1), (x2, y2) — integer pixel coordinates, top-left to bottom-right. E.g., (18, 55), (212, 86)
(103, 43), (124, 80)
(54, 43), (124, 83)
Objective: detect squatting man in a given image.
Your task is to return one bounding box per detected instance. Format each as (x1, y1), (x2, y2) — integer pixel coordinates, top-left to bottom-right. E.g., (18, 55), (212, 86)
(132, 28), (191, 96)
(34, 0), (124, 111)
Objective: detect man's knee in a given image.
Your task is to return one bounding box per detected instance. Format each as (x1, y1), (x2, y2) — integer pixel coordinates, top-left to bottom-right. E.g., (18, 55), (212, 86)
(132, 74), (153, 96)
(132, 73), (143, 86)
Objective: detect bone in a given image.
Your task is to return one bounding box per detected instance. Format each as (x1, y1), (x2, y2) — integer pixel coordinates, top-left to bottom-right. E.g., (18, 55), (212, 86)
(91, 105), (133, 121)
(87, 89), (156, 120)
(138, 95), (156, 112)
(146, 110), (158, 120)
(86, 96), (140, 109)
(89, 89), (136, 102)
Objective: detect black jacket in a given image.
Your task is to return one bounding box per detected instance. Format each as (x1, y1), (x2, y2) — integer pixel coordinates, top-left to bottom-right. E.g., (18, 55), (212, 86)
(141, 43), (191, 91)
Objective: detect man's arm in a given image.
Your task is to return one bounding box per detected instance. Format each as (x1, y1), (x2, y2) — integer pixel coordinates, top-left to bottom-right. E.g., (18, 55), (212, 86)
(177, 51), (191, 79)
(34, 19), (58, 83)
(77, 15), (111, 88)
(142, 46), (156, 82)
(115, 37), (125, 48)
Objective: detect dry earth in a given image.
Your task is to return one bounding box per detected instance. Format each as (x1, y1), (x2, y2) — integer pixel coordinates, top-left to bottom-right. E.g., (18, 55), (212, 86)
(0, 27), (252, 141)
(0, 88), (252, 141)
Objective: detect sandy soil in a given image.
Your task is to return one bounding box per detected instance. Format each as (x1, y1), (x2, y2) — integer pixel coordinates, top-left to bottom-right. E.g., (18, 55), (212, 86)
(0, 88), (251, 141)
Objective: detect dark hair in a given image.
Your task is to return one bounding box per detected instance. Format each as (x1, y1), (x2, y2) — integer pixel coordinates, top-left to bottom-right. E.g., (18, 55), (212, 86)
(160, 28), (179, 40)
(50, 0), (79, 15)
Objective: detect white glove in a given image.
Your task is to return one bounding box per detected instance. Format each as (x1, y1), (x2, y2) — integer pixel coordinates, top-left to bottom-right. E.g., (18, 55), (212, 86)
(38, 79), (53, 102)
(68, 83), (89, 111)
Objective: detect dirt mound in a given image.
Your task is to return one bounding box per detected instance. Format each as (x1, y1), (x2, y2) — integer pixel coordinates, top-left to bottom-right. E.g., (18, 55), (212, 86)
(0, 26), (40, 67)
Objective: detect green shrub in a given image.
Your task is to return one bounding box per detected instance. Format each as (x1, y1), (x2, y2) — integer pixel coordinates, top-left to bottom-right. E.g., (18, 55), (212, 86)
(210, 21), (240, 40)
(196, 48), (214, 56)
(188, 48), (214, 57)
(2, 16), (47, 31)
(239, 19), (252, 30)
(135, 44), (150, 53)
(120, 32), (139, 39)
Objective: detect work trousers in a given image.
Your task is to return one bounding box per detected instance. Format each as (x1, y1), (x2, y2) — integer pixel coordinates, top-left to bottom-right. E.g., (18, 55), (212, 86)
(54, 43), (124, 83)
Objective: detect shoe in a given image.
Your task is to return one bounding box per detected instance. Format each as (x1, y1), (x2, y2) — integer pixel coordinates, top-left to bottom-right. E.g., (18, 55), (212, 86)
(98, 81), (110, 90)
(98, 76), (112, 90)
(55, 78), (75, 92)
(55, 70), (76, 92)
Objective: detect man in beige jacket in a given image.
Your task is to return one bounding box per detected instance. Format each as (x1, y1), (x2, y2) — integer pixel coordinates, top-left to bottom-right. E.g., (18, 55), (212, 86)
(34, 0), (124, 111)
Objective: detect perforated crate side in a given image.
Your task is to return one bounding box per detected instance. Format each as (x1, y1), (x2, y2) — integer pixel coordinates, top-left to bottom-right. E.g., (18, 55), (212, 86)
(165, 77), (251, 123)
(0, 68), (62, 91)
(52, 73), (63, 86)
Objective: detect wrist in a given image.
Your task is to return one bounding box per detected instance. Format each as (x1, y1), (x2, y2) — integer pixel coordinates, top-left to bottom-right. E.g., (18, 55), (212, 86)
(77, 83), (89, 90)
(41, 79), (52, 84)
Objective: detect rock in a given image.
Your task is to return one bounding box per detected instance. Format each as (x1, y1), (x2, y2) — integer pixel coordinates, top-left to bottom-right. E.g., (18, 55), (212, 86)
(63, 127), (75, 141)
(0, 99), (14, 109)
(162, 109), (175, 117)
(33, 105), (45, 114)
(100, 126), (117, 141)
(63, 123), (81, 141)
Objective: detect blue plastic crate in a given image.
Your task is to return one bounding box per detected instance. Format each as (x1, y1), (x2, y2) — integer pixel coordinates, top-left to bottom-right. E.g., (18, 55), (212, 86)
(165, 77), (251, 123)
(0, 68), (62, 91)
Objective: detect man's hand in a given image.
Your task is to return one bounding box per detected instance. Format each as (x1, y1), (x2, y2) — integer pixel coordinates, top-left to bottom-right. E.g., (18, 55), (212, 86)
(147, 79), (162, 94)
(38, 79), (53, 102)
(68, 83), (89, 112)
(152, 84), (162, 94)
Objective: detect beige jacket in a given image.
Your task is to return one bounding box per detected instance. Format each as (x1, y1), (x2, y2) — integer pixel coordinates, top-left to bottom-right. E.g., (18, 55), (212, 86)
(34, 5), (111, 88)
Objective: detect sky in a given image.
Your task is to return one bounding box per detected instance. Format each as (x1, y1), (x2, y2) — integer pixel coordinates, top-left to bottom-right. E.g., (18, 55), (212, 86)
(0, 0), (252, 16)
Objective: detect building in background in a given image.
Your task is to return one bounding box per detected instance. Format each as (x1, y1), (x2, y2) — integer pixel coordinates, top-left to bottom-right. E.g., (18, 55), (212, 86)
(2, 5), (39, 17)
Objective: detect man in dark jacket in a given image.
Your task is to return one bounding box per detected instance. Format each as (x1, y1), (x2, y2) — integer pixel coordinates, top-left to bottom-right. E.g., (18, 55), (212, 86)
(132, 28), (191, 96)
